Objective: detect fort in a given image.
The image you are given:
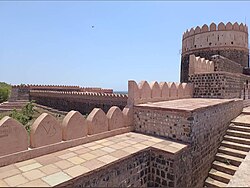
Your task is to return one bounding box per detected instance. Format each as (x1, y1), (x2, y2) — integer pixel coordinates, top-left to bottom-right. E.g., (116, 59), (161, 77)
(0, 21), (250, 187)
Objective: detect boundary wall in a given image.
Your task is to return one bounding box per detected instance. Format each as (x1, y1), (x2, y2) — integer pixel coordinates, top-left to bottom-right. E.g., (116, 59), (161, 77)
(134, 99), (243, 187)
(30, 90), (128, 114)
(0, 105), (133, 167)
(127, 80), (193, 106)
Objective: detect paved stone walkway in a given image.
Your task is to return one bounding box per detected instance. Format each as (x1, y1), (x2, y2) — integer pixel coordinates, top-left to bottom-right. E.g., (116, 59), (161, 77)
(137, 98), (235, 111)
(0, 132), (186, 187)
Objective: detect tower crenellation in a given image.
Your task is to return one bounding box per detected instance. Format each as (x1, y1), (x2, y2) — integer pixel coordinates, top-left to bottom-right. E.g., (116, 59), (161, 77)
(180, 21), (249, 82)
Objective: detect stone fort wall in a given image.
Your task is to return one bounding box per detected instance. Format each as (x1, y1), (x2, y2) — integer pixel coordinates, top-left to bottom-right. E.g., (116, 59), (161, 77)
(30, 90), (128, 114)
(181, 22), (249, 82)
(57, 147), (190, 188)
(9, 84), (113, 102)
(9, 85), (124, 114)
(133, 97), (243, 186)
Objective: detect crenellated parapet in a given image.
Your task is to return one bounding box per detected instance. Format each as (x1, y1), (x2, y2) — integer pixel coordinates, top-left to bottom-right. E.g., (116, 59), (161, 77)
(182, 22), (248, 55)
(189, 55), (215, 75)
(30, 90), (127, 98)
(0, 105), (133, 167)
(11, 84), (113, 93)
(180, 21), (249, 83)
(128, 80), (193, 105)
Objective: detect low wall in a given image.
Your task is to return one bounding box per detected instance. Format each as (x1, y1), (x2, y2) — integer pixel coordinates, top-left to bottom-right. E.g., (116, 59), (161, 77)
(30, 90), (128, 114)
(9, 84), (114, 102)
(128, 80), (193, 106)
(0, 105), (133, 167)
(134, 99), (243, 187)
(212, 55), (243, 74)
(189, 55), (214, 75)
(189, 71), (245, 98)
(57, 147), (189, 188)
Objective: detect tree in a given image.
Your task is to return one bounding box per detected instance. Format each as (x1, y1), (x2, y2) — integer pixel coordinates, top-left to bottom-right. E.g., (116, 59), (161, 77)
(0, 82), (11, 103)
(0, 87), (9, 103)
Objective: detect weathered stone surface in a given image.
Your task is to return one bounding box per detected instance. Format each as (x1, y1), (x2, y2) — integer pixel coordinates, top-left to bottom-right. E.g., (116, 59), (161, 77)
(134, 99), (243, 187)
(138, 81), (151, 101)
(128, 80), (140, 105)
(177, 83), (184, 99)
(159, 82), (169, 101)
(30, 113), (62, 148)
(62, 111), (87, 141)
(86, 108), (108, 135)
(106, 106), (124, 130)
(0, 117), (28, 156)
(123, 106), (133, 127)
(169, 82), (178, 100)
(150, 81), (161, 101)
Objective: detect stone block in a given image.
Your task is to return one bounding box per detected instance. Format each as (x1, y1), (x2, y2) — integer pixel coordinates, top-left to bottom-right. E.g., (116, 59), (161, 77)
(87, 108), (108, 135)
(62, 111), (87, 141)
(138, 81), (151, 102)
(159, 82), (169, 101)
(106, 106), (124, 130)
(0, 117), (28, 156)
(128, 80), (140, 105)
(123, 105), (133, 127)
(150, 81), (161, 101)
(169, 82), (178, 100)
(30, 113), (62, 148)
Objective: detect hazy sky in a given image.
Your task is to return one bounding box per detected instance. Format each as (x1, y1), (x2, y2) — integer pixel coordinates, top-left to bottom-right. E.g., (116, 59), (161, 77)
(0, 1), (249, 91)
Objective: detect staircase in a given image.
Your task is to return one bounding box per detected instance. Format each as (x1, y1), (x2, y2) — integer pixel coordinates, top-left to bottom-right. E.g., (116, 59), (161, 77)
(0, 100), (29, 112)
(204, 109), (250, 187)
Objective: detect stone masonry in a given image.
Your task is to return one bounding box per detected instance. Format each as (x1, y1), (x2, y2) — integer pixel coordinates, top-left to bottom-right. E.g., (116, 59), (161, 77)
(134, 98), (243, 187)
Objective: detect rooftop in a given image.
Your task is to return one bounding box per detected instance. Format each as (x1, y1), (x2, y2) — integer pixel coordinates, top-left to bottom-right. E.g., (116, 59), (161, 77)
(0, 132), (186, 187)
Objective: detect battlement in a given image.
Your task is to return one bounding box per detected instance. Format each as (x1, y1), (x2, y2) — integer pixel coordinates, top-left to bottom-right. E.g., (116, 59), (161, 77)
(30, 90), (127, 98)
(189, 54), (215, 75)
(128, 80), (193, 105)
(183, 22), (248, 39)
(11, 84), (113, 93)
(0, 105), (133, 167)
(182, 22), (249, 55)
(12, 84), (80, 89)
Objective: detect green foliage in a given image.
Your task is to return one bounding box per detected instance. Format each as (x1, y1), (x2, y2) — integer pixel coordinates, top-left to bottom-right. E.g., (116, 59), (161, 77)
(9, 101), (35, 133)
(0, 82), (11, 103)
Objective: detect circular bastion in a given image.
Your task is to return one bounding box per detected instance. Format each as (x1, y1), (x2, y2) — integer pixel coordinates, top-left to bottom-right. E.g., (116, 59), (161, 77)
(180, 22), (249, 82)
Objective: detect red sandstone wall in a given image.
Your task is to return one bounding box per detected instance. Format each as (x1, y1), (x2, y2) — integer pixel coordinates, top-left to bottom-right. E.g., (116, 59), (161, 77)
(29, 90), (127, 114)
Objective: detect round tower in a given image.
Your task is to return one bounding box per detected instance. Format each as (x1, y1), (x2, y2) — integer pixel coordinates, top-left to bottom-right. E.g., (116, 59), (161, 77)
(180, 22), (249, 82)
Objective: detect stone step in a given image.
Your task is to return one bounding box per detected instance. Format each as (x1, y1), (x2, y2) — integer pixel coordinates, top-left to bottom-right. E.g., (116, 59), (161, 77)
(215, 153), (243, 167)
(226, 130), (250, 139)
(208, 168), (233, 184)
(0, 105), (23, 109)
(224, 135), (250, 145)
(212, 161), (238, 175)
(0, 108), (13, 112)
(221, 140), (250, 152)
(204, 177), (228, 187)
(242, 107), (250, 115)
(232, 115), (250, 127)
(229, 124), (250, 133)
(218, 146), (248, 158)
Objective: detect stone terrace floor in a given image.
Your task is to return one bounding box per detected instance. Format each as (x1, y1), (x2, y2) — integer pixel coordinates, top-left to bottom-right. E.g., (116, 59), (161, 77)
(0, 132), (186, 187)
(137, 98), (235, 111)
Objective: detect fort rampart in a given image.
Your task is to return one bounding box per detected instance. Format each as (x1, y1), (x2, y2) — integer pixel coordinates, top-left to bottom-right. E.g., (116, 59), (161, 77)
(0, 105), (133, 167)
(134, 98), (243, 187)
(29, 90), (128, 114)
